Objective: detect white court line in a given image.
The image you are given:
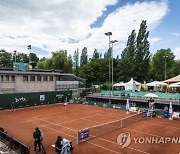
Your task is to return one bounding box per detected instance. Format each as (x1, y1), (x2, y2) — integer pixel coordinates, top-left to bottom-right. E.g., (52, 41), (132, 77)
(31, 121), (121, 154)
(76, 108), (124, 119)
(86, 133), (149, 154)
(36, 116), (149, 154)
(139, 120), (180, 130)
(99, 138), (149, 154)
(87, 141), (121, 154)
(74, 117), (150, 154)
(123, 128), (162, 137)
(57, 113), (104, 125)
(29, 107), (149, 154)
(21, 109), (80, 123)
(31, 121), (76, 139)
(33, 117), (77, 132)
(35, 109), (79, 118)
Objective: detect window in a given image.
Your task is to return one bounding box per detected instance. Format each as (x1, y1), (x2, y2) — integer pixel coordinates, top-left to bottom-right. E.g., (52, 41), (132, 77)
(49, 76), (53, 81)
(0, 75), (3, 82)
(30, 76), (35, 81)
(37, 76), (42, 81)
(23, 76), (28, 81)
(43, 76), (48, 81)
(11, 75), (15, 82)
(6, 75), (9, 82)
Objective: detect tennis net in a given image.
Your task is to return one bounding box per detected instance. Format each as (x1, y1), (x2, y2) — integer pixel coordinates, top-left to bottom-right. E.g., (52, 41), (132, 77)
(77, 113), (143, 144)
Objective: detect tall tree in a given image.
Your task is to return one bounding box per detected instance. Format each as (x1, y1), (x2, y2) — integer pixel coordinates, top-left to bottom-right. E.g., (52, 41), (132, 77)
(92, 49), (100, 60)
(29, 53), (39, 68)
(80, 47), (88, 66)
(67, 55), (73, 73)
(134, 20), (150, 82)
(119, 30), (136, 81)
(73, 49), (79, 75)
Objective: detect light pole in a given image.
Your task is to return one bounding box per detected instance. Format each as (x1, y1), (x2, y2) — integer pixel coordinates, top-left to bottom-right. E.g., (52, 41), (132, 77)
(163, 55), (168, 80)
(13, 50), (17, 70)
(110, 40), (118, 94)
(13, 50), (17, 63)
(27, 45), (32, 69)
(105, 32), (112, 104)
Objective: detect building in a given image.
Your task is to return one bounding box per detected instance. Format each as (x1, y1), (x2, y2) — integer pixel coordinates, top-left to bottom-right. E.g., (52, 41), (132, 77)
(0, 67), (85, 98)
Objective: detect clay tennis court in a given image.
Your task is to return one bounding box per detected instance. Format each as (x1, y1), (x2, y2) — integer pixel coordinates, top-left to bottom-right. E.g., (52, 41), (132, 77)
(0, 103), (180, 154)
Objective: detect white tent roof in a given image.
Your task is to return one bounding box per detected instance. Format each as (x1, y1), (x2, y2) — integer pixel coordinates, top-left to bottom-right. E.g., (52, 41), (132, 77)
(168, 82), (180, 87)
(124, 78), (141, 91)
(163, 74), (180, 83)
(146, 81), (168, 87)
(144, 93), (158, 98)
(125, 78), (141, 85)
(114, 82), (125, 87)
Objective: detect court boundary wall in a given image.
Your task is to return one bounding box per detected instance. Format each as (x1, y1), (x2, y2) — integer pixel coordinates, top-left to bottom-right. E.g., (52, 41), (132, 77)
(0, 90), (72, 109)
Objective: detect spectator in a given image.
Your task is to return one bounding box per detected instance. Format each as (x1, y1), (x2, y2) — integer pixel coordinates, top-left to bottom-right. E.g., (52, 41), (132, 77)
(55, 136), (63, 154)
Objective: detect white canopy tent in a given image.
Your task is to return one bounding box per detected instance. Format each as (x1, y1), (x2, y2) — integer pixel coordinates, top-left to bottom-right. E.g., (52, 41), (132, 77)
(124, 78), (141, 92)
(169, 82), (180, 88)
(146, 81), (168, 87)
(144, 93), (158, 98)
(113, 82), (125, 87)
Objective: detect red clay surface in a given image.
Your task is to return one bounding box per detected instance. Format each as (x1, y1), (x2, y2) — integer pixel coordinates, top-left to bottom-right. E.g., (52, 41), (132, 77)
(0, 103), (180, 154)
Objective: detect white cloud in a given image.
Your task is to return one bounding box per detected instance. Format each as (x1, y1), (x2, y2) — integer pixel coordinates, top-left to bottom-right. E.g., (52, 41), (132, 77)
(173, 47), (180, 60)
(149, 37), (162, 45)
(172, 32), (180, 38)
(0, 0), (169, 59)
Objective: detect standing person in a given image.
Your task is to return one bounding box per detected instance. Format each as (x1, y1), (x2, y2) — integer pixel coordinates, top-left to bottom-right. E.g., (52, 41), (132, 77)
(33, 127), (43, 152)
(64, 102), (67, 110)
(10, 102), (15, 111)
(55, 136), (63, 154)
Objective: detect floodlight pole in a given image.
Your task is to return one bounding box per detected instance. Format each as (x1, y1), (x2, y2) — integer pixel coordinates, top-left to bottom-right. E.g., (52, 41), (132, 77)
(27, 45), (31, 65)
(14, 50), (17, 63)
(110, 40), (118, 94)
(105, 32), (112, 104)
(163, 55), (168, 80)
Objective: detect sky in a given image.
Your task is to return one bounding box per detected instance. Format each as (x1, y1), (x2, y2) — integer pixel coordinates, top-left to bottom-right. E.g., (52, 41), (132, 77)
(0, 0), (180, 60)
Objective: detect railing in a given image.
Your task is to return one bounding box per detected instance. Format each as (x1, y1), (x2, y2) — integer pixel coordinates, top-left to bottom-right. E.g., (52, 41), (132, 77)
(86, 93), (180, 105)
(0, 129), (30, 154)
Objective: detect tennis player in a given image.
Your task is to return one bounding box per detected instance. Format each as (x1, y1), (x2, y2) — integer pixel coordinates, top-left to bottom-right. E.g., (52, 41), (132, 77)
(64, 102), (67, 110)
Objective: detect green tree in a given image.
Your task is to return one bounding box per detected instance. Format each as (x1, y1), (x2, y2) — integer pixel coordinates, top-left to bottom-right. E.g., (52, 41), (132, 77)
(73, 49), (79, 75)
(67, 55), (73, 73)
(0, 49), (12, 67)
(37, 57), (46, 69)
(150, 48), (175, 81)
(80, 47), (88, 66)
(119, 30), (136, 81)
(172, 60), (180, 76)
(92, 49), (100, 60)
(134, 20), (150, 82)
(15, 52), (29, 63)
(29, 53), (39, 68)
(79, 58), (109, 87)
